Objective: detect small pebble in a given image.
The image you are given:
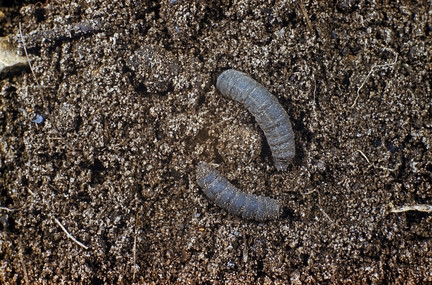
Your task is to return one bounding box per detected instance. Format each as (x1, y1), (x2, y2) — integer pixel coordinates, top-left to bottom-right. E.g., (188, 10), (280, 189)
(31, 114), (44, 124)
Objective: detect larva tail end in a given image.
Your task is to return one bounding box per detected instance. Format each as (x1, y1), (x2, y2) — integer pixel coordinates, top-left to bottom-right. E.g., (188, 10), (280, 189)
(196, 161), (216, 186)
(273, 159), (290, 171)
(267, 200), (282, 221)
(253, 198), (282, 221)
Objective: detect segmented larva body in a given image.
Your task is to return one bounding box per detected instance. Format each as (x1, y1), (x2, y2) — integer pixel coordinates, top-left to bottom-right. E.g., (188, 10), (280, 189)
(196, 161), (281, 221)
(216, 69), (295, 171)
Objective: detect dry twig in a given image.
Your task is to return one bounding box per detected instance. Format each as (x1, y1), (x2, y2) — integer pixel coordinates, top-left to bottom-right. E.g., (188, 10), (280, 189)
(0, 206), (17, 212)
(19, 22), (41, 89)
(54, 217), (89, 250)
(389, 204), (432, 213)
(351, 48), (398, 107)
(132, 210), (139, 281)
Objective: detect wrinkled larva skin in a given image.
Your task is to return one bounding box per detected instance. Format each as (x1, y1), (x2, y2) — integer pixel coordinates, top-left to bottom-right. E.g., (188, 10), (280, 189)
(196, 69), (295, 221)
(196, 161), (281, 221)
(216, 69), (295, 171)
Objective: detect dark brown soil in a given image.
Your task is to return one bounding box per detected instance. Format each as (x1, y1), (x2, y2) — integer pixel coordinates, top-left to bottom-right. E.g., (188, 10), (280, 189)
(1, 1), (431, 284)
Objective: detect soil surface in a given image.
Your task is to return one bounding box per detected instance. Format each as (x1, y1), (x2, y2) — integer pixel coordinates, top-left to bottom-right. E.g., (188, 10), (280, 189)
(1, 1), (431, 284)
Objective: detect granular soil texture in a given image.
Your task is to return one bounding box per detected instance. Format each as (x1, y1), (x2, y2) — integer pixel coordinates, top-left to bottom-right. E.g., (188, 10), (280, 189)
(1, 1), (431, 284)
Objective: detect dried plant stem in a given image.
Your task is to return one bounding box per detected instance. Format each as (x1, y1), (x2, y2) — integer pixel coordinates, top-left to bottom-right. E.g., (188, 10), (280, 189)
(19, 22), (41, 89)
(54, 217), (89, 250)
(390, 204), (432, 213)
(351, 48), (398, 108)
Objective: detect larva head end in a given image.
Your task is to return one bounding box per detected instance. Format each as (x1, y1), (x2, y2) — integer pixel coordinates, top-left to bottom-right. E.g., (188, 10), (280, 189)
(216, 69), (241, 98)
(273, 156), (294, 171)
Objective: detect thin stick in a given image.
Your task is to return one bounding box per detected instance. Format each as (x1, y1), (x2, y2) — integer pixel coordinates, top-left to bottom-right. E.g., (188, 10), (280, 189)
(317, 194), (338, 226)
(19, 22), (41, 89)
(356, 149), (371, 164)
(0, 206), (16, 212)
(303, 189), (338, 226)
(25, 186), (35, 196)
(242, 231), (248, 264)
(351, 49), (398, 108)
(132, 211), (138, 281)
(355, 150), (396, 172)
(318, 205), (336, 225)
(310, 74), (317, 118)
(18, 239), (30, 285)
(297, 1), (313, 33)
(54, 217), (89, 250)
(390, 204), (432, 213)
(378, 166), (395, 172)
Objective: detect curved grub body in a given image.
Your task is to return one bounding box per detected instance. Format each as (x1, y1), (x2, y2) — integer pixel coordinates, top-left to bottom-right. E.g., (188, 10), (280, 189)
(216, 69), (295, 171)
(196, 161), (281, 221)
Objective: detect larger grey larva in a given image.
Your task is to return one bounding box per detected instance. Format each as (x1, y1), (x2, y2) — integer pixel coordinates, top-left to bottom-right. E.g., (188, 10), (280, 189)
(196, 161), (281, 221)
(216, 69), (295, 170)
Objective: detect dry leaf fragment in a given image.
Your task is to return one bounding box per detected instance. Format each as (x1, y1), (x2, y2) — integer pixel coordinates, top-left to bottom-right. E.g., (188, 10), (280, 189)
(0, 36), (29, 77)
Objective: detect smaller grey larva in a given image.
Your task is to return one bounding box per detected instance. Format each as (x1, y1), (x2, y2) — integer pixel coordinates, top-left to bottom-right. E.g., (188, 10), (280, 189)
(196, 161), (281, 221)
(216, 69), (295, 171)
